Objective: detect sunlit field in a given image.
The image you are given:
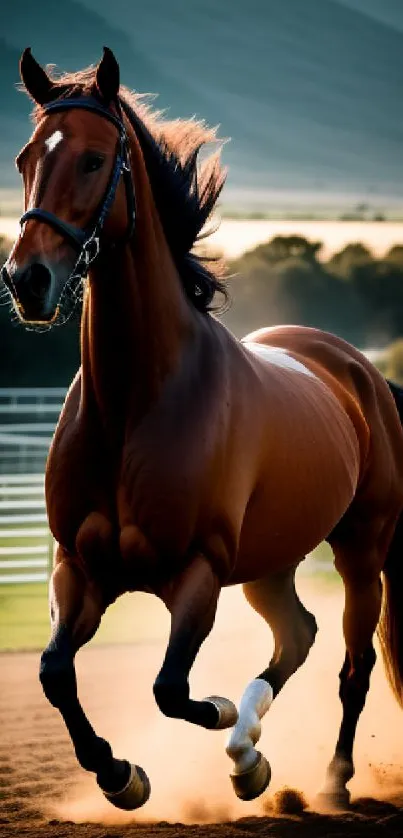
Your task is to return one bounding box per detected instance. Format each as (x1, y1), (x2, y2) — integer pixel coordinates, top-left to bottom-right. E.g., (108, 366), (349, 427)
(0, 582), (169, 650)
(2, 217), (403, 261)
(208, 218), (403, 260)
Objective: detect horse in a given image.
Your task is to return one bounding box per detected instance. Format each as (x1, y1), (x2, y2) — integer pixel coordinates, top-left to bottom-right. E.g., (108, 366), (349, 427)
(3, 45), (403, 813)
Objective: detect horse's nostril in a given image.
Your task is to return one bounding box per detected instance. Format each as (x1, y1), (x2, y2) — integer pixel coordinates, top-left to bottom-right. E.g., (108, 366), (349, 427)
(25, 263), (52, 300)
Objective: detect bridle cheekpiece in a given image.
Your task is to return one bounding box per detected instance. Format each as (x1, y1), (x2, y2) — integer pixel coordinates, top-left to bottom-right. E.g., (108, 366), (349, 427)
(19, 95), (136, 284)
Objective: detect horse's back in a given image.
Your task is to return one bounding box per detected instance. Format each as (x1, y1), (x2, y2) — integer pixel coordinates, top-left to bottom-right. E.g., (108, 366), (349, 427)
(243, 325), (403, 463)
(232, 325), (403, 582)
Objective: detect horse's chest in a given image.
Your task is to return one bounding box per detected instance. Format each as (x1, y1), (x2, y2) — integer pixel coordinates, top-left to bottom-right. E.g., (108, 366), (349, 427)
(47, 422), (209, 588)
(46, 413), (116, 549)
(117, 451), (204, 555)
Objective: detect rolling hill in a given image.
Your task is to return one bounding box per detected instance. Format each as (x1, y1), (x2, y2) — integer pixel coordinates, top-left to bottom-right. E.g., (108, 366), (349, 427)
(1, 0), (403, 211)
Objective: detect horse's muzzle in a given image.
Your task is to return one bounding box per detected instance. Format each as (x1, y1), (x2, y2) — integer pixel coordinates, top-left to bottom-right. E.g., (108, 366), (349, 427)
(1, 260), (58, 323)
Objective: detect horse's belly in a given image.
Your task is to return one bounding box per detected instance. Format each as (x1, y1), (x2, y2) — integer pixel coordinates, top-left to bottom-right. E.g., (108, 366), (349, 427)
(231, 372), (361, 583)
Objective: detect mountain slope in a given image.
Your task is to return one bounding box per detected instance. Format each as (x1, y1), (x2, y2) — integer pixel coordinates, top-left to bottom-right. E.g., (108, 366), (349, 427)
(1, 0), (403, 207)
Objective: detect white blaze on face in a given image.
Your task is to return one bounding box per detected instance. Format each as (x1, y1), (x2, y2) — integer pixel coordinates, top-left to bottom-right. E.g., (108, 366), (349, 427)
(45, 130), (63, 153)
(244, 341), (317, 379)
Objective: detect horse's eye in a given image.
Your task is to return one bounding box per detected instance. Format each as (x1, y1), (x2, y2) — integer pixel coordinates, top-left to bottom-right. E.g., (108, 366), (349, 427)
(83, 153), (105, 174)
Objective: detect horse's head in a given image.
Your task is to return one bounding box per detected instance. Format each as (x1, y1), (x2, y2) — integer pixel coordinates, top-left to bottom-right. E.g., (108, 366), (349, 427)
(3, 48), (227, 329)
(3, 47), (134, 326)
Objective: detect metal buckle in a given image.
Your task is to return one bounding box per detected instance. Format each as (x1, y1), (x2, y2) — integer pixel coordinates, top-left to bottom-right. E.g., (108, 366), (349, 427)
(121, 143), (131, 173)
(82, 236), (100, 267)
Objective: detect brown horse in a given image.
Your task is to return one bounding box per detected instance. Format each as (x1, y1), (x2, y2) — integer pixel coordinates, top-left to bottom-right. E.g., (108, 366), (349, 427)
(3, 46), (403, 811)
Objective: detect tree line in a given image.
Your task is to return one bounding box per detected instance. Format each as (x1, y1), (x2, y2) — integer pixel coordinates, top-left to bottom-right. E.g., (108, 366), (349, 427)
(222, 236), (403, 350)
(2, 234), (403, 386)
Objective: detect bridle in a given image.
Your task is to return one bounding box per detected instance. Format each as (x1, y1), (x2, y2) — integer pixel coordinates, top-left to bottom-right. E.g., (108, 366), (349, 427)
(18, 96), (136, 282)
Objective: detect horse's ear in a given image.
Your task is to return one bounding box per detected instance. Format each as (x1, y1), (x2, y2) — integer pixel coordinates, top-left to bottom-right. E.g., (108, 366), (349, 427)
(94, 47), (120, 104)
(19, 48), (58, 105)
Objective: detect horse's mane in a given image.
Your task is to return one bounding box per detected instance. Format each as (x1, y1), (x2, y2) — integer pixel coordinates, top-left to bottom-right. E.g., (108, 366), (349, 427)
(31, 66), (229, 313)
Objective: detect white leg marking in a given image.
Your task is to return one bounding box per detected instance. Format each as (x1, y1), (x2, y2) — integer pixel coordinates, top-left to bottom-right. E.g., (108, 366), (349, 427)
(226, 678), (273, 774)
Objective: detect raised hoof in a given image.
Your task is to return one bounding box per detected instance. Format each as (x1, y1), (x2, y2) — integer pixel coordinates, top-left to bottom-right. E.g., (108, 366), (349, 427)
(101, 764), (151, 810)
(204, 695), (239, 729)
(230, 752), (271, 801)
(315, 787), (351, 811)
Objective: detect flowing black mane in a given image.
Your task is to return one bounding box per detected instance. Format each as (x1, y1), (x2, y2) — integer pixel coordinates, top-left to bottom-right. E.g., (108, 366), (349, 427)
(119, 97), (228, 312)
(31, 68), (228, 313)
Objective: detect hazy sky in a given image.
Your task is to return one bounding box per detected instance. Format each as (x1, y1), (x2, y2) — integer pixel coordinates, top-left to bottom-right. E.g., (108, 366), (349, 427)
(2, 0), (403, 206)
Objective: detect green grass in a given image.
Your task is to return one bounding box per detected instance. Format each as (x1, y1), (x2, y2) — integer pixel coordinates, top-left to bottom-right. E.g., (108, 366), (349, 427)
(0, 544), (337, 652)
(0, 583), (169, 652)
(0, 522), (169, 651)
(298, 541), (341, 586)
(0, 536), (47, 548)
(0, 583), (50, 650)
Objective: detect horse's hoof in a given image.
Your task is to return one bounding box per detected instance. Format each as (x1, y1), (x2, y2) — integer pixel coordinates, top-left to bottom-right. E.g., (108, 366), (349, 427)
(230, 752), (271, 801)
(315, 787), (351, 811)
(101, 764), (151, 810)
(204, 695), (238, 729)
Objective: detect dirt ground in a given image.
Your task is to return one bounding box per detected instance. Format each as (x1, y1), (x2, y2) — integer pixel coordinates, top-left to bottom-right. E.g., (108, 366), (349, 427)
(2, 579), (403, 837)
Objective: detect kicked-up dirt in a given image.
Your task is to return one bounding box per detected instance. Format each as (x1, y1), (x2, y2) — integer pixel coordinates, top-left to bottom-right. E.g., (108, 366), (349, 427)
(2, 580), (403, 837)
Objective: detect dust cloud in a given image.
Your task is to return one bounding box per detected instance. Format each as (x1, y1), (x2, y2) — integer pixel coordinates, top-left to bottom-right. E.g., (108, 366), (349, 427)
(52, 571), (403, 825)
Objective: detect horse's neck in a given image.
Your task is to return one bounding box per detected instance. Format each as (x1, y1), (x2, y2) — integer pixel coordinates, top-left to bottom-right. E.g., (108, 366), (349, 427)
(80, 230), (194, 434)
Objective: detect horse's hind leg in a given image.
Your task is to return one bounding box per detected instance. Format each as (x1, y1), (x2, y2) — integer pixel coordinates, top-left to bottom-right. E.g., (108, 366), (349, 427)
(319, 541), (383, 808)
(40, 547), (150, 810)
(226, 565), (317, 800)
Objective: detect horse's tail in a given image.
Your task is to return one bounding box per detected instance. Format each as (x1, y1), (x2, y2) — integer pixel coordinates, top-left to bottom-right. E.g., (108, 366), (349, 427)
(377, 379), (403, 707)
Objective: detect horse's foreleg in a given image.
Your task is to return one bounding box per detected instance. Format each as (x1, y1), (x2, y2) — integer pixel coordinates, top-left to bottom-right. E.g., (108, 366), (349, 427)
(40, 549), (150, 810)
(319, 562), (381, 808)
(226, 566), (317, 800)
(153, 553), (238, 729)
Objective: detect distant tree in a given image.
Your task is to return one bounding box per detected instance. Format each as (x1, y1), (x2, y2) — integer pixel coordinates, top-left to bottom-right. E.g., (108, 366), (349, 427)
(250, 235), (322, 265)
(385, 245), (403, 266)
(328, 242), (373, 279)
(269, 257), (349, 332)
(376, 339), (403, 385)
(223, 236), (359, 340)
(349, 260), (403, 345)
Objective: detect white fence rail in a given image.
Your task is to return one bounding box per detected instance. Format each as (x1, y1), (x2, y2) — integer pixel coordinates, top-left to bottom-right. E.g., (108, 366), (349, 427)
(0, 387), (65, 474)
(0, 388), (64, 584)
(0, 473), (52, 584)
